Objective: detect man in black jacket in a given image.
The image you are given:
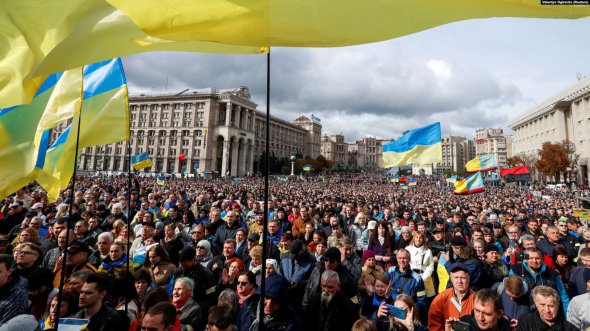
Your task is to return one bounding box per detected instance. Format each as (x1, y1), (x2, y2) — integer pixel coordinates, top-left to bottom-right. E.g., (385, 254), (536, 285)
(516, 286), (577, 331)
(73, 272), (128, 331)
(446, 288), (511, 331)
(304, 269), (358, 331)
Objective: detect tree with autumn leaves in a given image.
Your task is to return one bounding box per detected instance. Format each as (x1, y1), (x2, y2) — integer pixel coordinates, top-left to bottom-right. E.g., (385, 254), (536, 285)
(535, 140), (579, 183)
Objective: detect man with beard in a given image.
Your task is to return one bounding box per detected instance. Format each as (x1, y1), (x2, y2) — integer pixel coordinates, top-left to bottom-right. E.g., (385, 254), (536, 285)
(73, 272), (128, 331)
(305, 270), (358, 331)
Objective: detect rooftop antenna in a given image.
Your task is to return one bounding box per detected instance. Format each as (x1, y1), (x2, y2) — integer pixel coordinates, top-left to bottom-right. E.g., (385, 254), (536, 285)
(165, 76), (169, 91)
(576, 72), (582, 81)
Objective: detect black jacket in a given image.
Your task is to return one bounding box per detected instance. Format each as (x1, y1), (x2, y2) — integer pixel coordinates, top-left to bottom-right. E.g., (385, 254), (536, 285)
(302, 262), (357, 312)
(516, 310), (577, 331)
(73, 302), (129, 331)
(303, 291), (359, 331)
(459, 312), (511, 331)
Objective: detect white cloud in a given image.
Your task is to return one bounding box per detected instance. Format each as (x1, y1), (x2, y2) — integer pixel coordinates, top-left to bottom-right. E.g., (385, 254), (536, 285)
(123, 17), (590, 141)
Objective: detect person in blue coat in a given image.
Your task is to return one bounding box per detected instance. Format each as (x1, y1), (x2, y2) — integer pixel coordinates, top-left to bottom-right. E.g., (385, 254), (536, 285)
(385, 249), (426, 312)
(281, 240), (316, 313)
(509, 248), (569, 316)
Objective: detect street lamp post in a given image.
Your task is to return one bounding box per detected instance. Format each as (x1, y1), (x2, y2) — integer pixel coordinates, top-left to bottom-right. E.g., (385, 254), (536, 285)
(290, 155), (296, 176)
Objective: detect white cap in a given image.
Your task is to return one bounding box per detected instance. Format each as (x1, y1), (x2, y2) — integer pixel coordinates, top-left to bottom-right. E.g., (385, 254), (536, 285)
(367, 220), (377, 230)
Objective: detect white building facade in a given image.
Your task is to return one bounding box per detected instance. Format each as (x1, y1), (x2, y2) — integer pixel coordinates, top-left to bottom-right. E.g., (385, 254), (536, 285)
(507, 76), (590, 185)
(79, 87), (320, 176)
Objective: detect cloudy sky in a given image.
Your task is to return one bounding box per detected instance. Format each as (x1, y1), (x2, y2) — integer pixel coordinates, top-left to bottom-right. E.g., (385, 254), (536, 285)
(123, 17), (590, 142)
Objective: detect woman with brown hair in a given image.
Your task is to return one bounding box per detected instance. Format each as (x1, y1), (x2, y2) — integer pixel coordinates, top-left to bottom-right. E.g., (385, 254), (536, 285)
(367, 221), (395, 268)
(143, 244), (175, 286)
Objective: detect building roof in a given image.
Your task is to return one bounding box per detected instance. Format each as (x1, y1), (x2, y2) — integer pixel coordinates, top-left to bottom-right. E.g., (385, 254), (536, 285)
(507, 75), (590, 129)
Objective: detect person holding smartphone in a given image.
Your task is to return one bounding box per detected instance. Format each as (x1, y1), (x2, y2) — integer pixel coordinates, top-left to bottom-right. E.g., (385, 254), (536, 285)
(372, 294), (426, 331)
(444, 289), (511, 331)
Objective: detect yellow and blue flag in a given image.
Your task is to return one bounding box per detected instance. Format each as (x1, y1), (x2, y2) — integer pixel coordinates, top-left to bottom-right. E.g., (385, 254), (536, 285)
(35, 58), (129, 200)
(383, 122), (442, 167)
(132, 152), (153, 170)
(156, 175), (166, 185)
(466, 154), (498, 173)
(390, 175), (400, 183)
(453, 172), (485, 195)
(303, 164), (311, 172)
(446, 175), (458, 184)
(408, 178), (418, 187)
(0, 72), (78, 199)
(3, 1), (589, 108)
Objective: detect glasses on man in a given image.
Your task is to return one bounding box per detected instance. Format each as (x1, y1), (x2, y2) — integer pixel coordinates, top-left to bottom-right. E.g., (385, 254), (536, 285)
(196, 246), (206, 250)
(237, 281), (249, 286)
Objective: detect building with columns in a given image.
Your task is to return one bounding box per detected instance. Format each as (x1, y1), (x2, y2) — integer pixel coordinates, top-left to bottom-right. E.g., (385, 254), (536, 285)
(79, 86), (320, 176)
(474, 128), (512, 167)
(320, 134), (347, 164)
(507, 76), (590, 184)
(293, 116), (322, 159)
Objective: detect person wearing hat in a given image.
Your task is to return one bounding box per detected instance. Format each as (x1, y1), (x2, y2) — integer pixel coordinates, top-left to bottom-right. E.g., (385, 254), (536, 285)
(53, 240), (98, 288)
(447, 288), (512, 331)
(302, 247), (357, 315)
(428, 262), (475, 331)
(281, 239), (316, 314)
(275, 206), (292, 235)
(442, 236), (486, 291)
(481, 244), (508, 288)
(129, 218), (157, 260)
(567, 268), (590, 329)
(249, 273), (301, 331)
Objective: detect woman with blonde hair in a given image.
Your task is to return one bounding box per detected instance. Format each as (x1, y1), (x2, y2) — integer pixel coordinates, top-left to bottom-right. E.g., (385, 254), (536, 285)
(405, 231), (435, 301)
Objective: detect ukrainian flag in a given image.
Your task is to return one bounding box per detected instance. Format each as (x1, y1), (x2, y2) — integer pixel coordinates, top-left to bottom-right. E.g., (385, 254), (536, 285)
(156, 174), (166, 185)
(408, 178), (417, 187)
(303, 164), (311, 171)
(453, 172), (485, 195)
(36, 58), (129, 200)
(382, 122), (442, 167)
(390, 175), (400, 183)
(0, 72), (72, 199)
(465, 154), (498, 173)
(446, 175), (458, 184)
(132, 152), (153, 170)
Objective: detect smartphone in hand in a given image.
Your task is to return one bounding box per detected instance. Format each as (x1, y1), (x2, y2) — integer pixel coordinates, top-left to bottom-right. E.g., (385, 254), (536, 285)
(385, 304), (406, 320)
(451, 320), (470, 331)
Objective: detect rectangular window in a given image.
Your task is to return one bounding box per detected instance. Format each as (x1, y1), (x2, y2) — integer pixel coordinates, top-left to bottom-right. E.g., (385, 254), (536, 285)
(197, 103), (205, 109)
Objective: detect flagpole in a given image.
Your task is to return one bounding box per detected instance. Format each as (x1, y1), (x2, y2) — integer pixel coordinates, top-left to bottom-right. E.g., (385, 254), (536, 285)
(125, 109), (132, 314)
(259, 49), (270, 331)
(55, 67), (85, 331)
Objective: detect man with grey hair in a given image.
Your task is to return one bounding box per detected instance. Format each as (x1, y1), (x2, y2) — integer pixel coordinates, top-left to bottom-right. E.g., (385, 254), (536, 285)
(90, 232), (114, 268)
(173, 277), (202, 331)
(516, 286), (576, 330)
(303, 269), (358, 331)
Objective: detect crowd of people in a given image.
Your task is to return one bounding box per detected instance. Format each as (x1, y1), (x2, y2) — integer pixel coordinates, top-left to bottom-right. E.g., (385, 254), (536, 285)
(0, 172), (589, 331)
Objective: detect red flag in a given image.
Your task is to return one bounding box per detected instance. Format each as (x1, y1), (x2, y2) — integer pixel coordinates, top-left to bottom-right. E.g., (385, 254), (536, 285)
(178, 153), (186, 162)
(500, 166), (531, 183)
